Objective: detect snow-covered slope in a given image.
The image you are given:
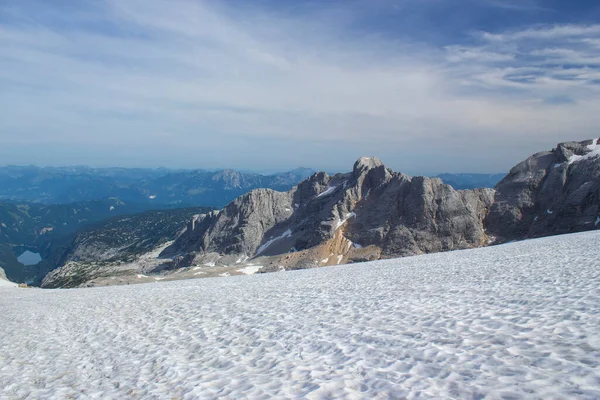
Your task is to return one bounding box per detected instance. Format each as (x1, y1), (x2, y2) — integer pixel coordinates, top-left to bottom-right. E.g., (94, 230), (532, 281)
(1, 231), (600, 399)
(0, 277), (16, 288)
(0, 266), (15, 287)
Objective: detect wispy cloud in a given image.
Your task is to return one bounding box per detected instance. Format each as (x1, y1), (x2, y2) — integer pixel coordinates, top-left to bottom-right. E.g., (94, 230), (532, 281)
(481, 24), (600, 41)
(452, 24), (600, 97)
(1, 0), (600, 173)
(480, 0), (550, 12)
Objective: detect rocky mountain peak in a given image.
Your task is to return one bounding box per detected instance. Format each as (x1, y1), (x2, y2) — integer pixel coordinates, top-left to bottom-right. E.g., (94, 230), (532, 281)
(293, 171), (332, 201)
(351, 157), (393, 193)
(212, 169), (244, 189)
(353, 157), (384, 177)
(160, 155), (497, 271)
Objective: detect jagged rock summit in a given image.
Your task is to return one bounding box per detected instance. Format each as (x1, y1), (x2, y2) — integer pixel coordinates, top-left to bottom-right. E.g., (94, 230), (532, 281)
(353, 156), (384, 174)
(161, 156), (495, 272)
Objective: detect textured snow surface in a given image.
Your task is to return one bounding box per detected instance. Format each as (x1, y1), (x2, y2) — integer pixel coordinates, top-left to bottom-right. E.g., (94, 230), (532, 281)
(2, 231), (600, 399)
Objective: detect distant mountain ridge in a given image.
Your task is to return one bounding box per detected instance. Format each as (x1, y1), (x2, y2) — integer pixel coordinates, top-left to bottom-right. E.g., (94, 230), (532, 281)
(0, 166), (316, 208)
(0, 165), (503, 212)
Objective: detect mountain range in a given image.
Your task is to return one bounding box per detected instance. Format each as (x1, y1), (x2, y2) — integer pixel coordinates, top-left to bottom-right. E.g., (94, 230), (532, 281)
(37, 139), (600, 288)
(0, 165), (320, 284)
(0, 166), (316, 208)
(0, 164), (504, 286)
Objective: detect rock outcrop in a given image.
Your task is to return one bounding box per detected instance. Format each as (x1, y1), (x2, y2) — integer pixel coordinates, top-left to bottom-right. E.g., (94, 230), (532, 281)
(486, 138), (600, 241)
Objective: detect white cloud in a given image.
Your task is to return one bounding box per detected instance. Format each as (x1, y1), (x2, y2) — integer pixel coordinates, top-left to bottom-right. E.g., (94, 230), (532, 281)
(480, 24), (600, 42)
(480, 0), (549, 12)
(458, 25), (600, 98)
(1, 2), (600, 173)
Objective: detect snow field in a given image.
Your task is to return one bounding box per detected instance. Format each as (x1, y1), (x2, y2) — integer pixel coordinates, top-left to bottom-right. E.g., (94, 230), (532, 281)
(0, 278), (16, 288)
(1, 231), (600, 399)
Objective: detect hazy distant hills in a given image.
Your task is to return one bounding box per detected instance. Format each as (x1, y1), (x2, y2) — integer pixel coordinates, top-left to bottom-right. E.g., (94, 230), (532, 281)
(0, 199), (148, 244)
(0, 165), (506, 209)
(0, 166), (316, 208)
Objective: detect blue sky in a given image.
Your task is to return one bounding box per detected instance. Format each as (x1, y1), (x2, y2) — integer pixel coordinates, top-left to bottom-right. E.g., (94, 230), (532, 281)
(1, 0), (600, 174)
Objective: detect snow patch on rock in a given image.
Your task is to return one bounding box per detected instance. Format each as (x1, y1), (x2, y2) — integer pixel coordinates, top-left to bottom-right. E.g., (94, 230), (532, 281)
(317, 186), (338, 198)
(569, 138), (600, 164)
(335, 212), (356, 230)
(236, 255), (249, 264)
(237, 266), (262, 275)
(255, 230), (292, 256)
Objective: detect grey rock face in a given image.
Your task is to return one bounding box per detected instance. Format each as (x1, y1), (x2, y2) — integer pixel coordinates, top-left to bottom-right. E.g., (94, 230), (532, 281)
(162, 156), (495, 267)
(344, 173), (494, 257)
(486, 138), (600, 241)
(161, 188), (295, 258)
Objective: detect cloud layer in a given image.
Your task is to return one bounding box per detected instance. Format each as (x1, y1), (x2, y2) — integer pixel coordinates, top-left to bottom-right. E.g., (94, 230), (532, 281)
(1, 0), (600, 173)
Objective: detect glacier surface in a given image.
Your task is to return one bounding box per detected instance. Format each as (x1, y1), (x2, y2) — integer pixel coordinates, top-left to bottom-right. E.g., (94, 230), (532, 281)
(1, 231), (600, 399)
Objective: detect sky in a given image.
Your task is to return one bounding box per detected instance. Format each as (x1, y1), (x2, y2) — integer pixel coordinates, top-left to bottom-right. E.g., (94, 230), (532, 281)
(1, 0), (600, 175)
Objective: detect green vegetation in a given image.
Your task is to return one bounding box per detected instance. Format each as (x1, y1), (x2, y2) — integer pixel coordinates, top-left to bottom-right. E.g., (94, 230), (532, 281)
(0, 199), (212, 285)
